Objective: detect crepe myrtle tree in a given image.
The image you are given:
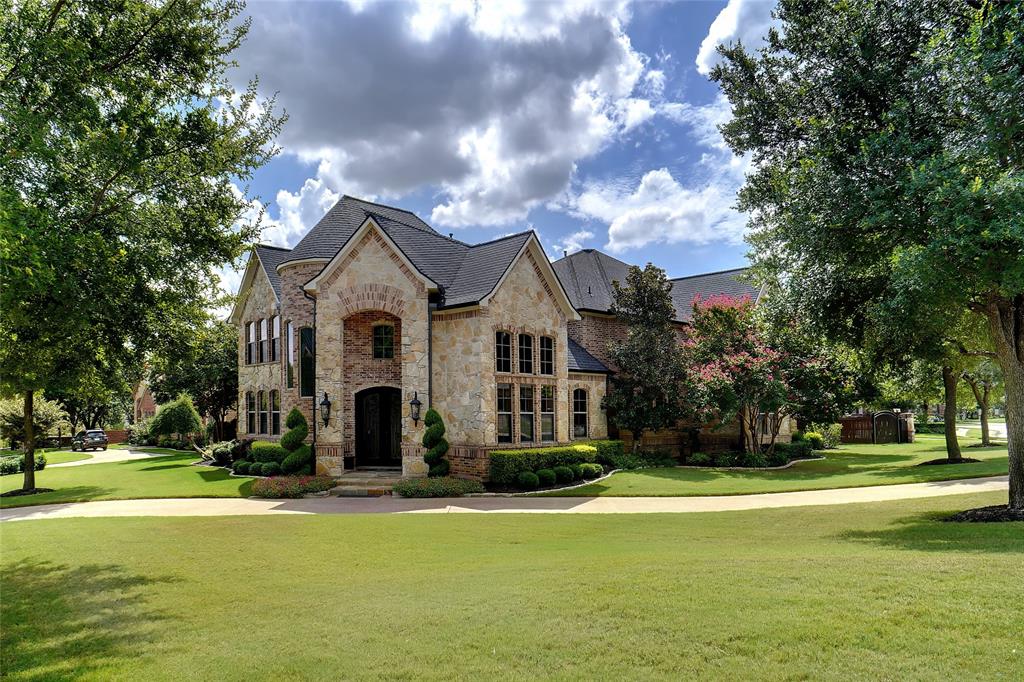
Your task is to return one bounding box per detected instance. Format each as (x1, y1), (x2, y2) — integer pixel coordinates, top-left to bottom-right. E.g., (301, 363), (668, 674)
(0, 0), (283, 492)
(712, 0), (1024, 509)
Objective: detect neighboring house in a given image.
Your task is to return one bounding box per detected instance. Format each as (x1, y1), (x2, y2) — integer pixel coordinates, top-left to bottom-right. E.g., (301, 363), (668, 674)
(230, 196), (787, 479)
(132, 380), (157, 424)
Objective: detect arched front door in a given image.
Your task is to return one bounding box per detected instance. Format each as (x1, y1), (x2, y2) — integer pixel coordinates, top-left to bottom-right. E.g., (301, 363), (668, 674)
(355, 387), (402, 467)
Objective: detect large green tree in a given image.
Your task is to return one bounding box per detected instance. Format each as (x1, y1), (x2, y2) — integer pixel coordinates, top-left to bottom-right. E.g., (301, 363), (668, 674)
(0, 0), (283, 491)
(603, 264), (689, 453)
(150, 320), (238, 441)
(712, 0), (1024, 509)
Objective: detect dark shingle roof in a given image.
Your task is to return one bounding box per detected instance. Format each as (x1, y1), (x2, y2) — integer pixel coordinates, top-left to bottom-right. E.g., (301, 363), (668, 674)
(567, 338), (610, 373)
(253, 244), (291, 300)
(552, 249), (758, 322)
(285, 196), (437, 263)
(442, 232), (532, 307)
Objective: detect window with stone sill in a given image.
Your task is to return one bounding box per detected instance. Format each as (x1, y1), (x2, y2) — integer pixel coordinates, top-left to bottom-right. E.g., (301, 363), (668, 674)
(270, 316), (281, 362)
(246, 322), (256, 365)
(518, 334), (534, 374)
(540, 385), (555, 441)
(572, 388), (588, 439)
(539, 336), (554, 375)
(519, 385), (535, 443)
(497, 383), (513, 443)
(259, 318), (268, 363)
(373, 324), (395, 359)
(495, 331), (512, 373)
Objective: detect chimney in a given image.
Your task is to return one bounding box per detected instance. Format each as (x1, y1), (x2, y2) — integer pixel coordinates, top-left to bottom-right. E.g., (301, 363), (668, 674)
(563, 250), (567, 258)
(449, 233), (453, 239)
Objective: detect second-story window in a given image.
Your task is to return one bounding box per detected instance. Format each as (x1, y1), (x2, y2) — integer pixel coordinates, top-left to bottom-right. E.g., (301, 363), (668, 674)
(286, 322), (295, 388)
(540, 336), (554, 375)
(373, 324), (394, 359)
(299, 327), (315, 398)
(258, 318), (268, 363)
(495, 331), (511, 373)
(518, 334), (533, 374)
(270, 316), (280, 362)
(246, 322), (256, 365)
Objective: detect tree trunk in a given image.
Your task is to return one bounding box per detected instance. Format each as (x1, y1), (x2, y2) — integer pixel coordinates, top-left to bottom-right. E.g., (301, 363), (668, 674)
(942, 365), (962, 462)
(22, 390), (36, 491)
(965, 375), (991, 446)
(985, 297), (1024, 510)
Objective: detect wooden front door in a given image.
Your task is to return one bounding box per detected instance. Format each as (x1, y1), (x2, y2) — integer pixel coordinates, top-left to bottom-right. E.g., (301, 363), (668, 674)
(355, 387), (402, 467)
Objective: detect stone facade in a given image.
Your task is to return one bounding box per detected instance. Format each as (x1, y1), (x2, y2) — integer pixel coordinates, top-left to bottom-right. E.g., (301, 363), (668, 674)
(237, 265), (282, 440)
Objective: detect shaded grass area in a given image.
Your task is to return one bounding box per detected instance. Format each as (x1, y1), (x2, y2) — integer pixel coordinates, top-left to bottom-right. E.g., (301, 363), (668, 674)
(0, 448), (92, 466)
(1, 492), (1021, 680)
(553, 435), (1008, 497)
(0, 454), (252, 508)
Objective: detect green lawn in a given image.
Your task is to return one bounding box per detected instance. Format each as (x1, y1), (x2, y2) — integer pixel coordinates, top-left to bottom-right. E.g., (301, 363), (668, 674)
(551, 435), (1008, 497)
(1, 492), (1020, 680)
(0, 454), (252, 508)
(1, 448), (92, 465)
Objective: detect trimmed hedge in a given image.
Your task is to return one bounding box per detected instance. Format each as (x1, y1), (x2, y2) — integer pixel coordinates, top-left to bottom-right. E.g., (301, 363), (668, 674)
(392, 477), (485, 498)
(260, 461), (281, 477)
(803, 431), (825, 450)
(536, 468), (556, 487)
(0, 453), (47, 475)
(232, 460), (252, 475)
(250, 475), (335, 499)
(489, 441), (624, 484)
(517, 471), (539, 490)
(251, 441), (288, 464)
(581, 463), (602, 479)
(553, 465), (574, 483)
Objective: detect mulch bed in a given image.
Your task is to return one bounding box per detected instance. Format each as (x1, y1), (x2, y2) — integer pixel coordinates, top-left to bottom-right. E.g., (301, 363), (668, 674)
(1, 488), (54, 498)
(917, 457), (981, 466)
(944, 505), (1024, 523)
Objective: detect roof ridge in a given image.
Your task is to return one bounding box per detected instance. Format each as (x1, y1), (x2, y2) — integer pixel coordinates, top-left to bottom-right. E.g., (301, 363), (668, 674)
(255, 243), (292, 252)
(366, 210), (472, 246)
(467, 230), (532, 249)
(591, 250), (617, 301)
(344, 195), (434, 225)
(668, 266), (748, 281)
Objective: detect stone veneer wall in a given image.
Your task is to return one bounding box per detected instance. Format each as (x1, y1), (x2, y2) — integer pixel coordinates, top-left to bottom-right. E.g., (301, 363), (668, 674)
(568, 372), (609, 440)
(277, 261), (323, 431)
(237, 266), (281, 439)
(310, 225), (429, 478)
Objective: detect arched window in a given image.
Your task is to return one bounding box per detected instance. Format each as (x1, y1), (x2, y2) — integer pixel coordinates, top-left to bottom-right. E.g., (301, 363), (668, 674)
(270, 316), (281, 362)
(539, 336), (554, 375)
(258, 391), (268, 434)
(258, 318), (269, 363)
(270, 390), (281, 435)
(373, 324), (394, 359)
(572, 389), (588, 439)
(518, 334), (533, 374)
(246, 322), (256, 365)
(495, 331), (511, 373)
(246, 391), (255, 434)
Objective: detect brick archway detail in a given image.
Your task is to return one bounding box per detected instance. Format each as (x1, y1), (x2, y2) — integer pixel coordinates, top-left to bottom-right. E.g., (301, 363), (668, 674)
(336, 283), (408, 318)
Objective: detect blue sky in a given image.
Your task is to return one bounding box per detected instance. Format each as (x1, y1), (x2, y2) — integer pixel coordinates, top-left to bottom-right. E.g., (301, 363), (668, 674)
(226, 0), (777, 289)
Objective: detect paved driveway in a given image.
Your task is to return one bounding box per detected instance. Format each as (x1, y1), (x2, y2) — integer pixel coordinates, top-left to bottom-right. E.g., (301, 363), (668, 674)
(0, 475), (1008, 522)
(49, 447), (186, 468)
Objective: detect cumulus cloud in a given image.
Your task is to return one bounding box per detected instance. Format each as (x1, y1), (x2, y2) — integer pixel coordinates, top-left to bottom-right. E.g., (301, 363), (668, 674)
(235, 0), (654, 228)
(564, 95), (751, 252)
(695, 0), (777, 76)
(551, 229), (596, 257)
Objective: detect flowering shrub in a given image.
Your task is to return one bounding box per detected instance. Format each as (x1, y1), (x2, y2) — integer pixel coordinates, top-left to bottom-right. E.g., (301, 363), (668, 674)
(391, 477), (484, 498)
(250, 475), (336, 499)
(811, 423), (842, 449)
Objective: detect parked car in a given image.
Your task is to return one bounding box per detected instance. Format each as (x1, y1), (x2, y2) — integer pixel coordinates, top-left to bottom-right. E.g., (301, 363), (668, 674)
(72, 429), (108, 451)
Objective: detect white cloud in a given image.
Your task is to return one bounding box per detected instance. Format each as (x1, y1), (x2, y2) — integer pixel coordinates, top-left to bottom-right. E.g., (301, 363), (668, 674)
(235, 0), (656, 228)
(260, 177), (340, 248)
(552, 229), (596, 257)
(695, 0), (777, 76)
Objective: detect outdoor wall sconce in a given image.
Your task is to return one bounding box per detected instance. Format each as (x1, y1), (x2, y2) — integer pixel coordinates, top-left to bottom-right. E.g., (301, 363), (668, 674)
(319, 392), (331, 427)
(409, 392), (422, 425)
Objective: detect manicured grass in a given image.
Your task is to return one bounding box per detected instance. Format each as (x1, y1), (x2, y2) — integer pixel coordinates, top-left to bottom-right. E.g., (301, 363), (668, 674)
(552, 435), (1008, 497)
(0, 454), (252, 508)
(1, 492), (1020, 679)
(1, 448), (92, 465)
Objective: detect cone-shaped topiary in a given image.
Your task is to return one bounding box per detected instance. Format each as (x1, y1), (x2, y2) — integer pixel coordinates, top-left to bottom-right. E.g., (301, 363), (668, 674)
(421, 408), (450, 477)
(280, 408), (313, 475)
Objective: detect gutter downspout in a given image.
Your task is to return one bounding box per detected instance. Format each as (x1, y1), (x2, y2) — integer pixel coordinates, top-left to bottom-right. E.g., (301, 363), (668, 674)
(428, 300), (437, 409)
(303, 290), (318, 456)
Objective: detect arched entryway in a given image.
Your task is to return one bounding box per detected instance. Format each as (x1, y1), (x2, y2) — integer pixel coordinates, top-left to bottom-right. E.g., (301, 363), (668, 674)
(354, 386), (402, 468)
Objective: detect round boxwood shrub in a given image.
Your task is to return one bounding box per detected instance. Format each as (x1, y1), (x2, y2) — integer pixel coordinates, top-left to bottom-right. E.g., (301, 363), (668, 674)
(553, 465), (574, 483)
(581, 463), (601, 479)
(536, 468), (556, 487)
(233, 460), (251, 475)
(261, 461), (281, 477)
(517, 471), (539, 490)
(569, 463), (584, 480)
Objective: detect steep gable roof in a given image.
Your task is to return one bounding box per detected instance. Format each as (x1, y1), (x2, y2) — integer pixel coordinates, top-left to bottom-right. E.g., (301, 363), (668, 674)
(552, 249), (758, 322)
(253, 244), (291, 300)
(442, 232), (533, 307)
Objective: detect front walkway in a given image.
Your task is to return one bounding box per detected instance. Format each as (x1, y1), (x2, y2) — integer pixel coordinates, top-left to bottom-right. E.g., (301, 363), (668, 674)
(0, 475), (1007, 522)
(49, 447), (177, 468)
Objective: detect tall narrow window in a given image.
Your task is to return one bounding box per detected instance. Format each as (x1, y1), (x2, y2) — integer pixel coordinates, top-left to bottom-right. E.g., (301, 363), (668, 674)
(270, 390), (281, 435)
(540, 386), (555, 441)
(518, 334), (533, 374)
(299, 327), (315, 397)
(258, 391), (268, 434)
(270, 316), (281, 362)
(246, 322), (256, 365)
(572, 389), (588, 438)
(373, 324), (394, 359)
(497, 384), (513, 443)
(519, 385), (535, 443)
(259, 319), (268, 363)
(286, 322), (295, 389)
(540, 337), (554, 375)
(495, 331), (511, 373)
(246, 391), (255, 434)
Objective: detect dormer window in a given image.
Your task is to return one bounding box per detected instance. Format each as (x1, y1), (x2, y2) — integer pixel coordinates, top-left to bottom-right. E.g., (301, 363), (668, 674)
(373, 324), (395, 359)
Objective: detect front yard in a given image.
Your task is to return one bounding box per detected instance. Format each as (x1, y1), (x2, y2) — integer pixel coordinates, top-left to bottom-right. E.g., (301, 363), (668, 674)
(2, 492), (1020, 680)
(550, 435), (1008, 497)
(0, 454), (252, 508)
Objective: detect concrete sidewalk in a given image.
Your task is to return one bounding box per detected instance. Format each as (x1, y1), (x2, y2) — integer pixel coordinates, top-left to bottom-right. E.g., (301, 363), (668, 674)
(0, 475), (1008, 522)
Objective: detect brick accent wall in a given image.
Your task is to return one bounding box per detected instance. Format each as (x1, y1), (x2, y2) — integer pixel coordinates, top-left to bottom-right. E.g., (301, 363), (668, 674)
(278, 262), (323, 431)
(341, 311), (402, 442)
(567, 313), (627, 370)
